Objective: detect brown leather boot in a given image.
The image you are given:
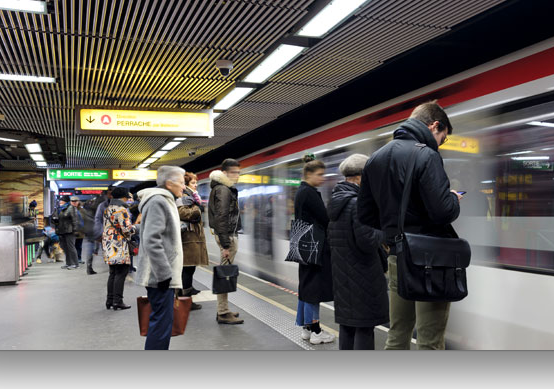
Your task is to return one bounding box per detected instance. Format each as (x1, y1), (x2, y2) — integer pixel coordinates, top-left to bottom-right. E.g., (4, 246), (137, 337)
(216, 312), (244, 324)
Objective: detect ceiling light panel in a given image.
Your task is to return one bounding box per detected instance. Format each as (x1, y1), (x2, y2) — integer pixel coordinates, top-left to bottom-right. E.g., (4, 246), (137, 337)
(25, 143), (42, 153)
(0, 74), (55, 82)
(0, 137), (19, 142)
(152, 151), (168, 158)
(243, 44), (305, 83)
(144, 158), (158, 164)
(161, 142), (181, 151)
(297, 0), (368, 37)
(0, 0), (48, 14)
(214, 88), (255, 110)
(30, 153), (45, 161)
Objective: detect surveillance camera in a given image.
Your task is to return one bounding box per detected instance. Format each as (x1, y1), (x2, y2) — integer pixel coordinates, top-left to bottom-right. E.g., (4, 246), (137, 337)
(215, 59), (233, 77)
(188, 150), (197, 157)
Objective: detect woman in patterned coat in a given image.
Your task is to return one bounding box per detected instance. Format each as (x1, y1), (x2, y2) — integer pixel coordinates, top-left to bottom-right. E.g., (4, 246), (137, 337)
(103, 187), (136, 310)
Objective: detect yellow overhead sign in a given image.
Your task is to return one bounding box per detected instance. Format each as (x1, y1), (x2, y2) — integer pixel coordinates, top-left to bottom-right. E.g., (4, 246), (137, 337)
(439, 135), (480, 154)
(76, 107), (214, 137)
(113, 170), (158, 181)
(238, 175), (270, 184)
(75, 187), (108, 191)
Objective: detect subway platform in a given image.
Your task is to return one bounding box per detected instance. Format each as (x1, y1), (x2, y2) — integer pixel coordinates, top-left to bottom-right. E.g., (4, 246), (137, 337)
(0, 250), (397, 350)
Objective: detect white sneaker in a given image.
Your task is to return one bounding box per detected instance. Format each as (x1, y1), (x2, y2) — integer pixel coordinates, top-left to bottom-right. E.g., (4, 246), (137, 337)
(310, 330), (336, 345)
(301, 328), (311, 340)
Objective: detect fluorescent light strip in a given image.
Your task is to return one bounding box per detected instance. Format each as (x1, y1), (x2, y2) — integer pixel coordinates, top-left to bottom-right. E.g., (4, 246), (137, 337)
(297, 0), (368, 37)
(162, 142), (181, 151)
(500, 151), (533, 156)
(0, 73), (54, 82)
(528, 121), (554, 128)
(0, 0), (47, 14)
(25, 143), (42, 153)
(213, 87), (254, 110)
(333, 138), (369, 148)
(113, 181), (124, 186)
(152, 150), (168, 158)
(144, 158), (158, 164)
(244, 44), (305, 83)
(174, 137), (186, 141)
(36, 161), (47, 167)
(512, 156), (549, 161)
(0, 137), (19, 142)
(138, 164), (150, 169)
(481, 180), (494, 184)
(30, 153), (45, 161)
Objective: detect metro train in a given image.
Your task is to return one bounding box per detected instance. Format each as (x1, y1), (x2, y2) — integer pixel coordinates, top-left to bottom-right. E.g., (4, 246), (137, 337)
(197, 37), (554, 349)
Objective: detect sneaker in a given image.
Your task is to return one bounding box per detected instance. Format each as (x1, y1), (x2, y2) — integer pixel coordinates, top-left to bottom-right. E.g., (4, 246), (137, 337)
(309, 330), (336, 345)
(36, 259), (42, 264)
(190, 302), (202, 311)
(69, 265), (78, 269)
(301, 327), (311, 340)
(61, 265), (69, 269)
(216, 312), (244, 325)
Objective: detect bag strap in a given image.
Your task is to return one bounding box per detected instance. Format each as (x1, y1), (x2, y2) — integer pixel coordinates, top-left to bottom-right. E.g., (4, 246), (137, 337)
(396, 143), (426, 238)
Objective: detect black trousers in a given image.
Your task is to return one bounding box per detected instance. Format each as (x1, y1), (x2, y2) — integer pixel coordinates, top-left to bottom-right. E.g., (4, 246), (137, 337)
(75, 238), (83, 261)
(107, 264), (130, 304)
(59, 234), (78, 266)
(339, 325), (375, 350)
(181, 266), (196, 290)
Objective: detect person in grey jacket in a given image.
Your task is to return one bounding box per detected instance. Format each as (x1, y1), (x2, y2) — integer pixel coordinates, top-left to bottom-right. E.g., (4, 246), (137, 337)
(55, 195), (80, 270)
(135, 166), (185, 350)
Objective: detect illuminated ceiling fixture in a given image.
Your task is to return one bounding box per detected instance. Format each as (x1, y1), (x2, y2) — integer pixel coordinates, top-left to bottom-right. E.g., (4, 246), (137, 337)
(25, 143), (42, 153)
(152, 150), (168, 158)
(0, 0), (48, 14)
(174, 137), (186, 141)
(144, 157), (158, 164)
(243, 44), (305, 83)
(161, 142), (181, 151)
(0, 137), (19, 142)
(30, 153), (45, 161)
(113, 181), (124, 186)
(213, 112), (221, 119)
(138, 163), (150, 169)
(0, 73), (55, 82)
(297, 0), (368, 37)
(528, 121), (554, 128)
(512, 156), (549, 161)
(36, 161), (47, 167)
(214, 87), (254, 110)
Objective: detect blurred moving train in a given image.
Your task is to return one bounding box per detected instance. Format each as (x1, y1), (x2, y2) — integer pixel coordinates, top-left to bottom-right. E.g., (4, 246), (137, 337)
(197, 37), (554, 349)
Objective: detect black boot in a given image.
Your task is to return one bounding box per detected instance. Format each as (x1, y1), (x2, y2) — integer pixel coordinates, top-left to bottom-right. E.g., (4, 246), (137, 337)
(112, 301), (131, 310)
(87, 265), (97, 275)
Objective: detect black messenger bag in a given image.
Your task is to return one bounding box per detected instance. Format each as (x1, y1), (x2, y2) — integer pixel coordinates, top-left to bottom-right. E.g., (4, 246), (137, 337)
(212, 264), (239, 294)
(395, 143), (471, 302)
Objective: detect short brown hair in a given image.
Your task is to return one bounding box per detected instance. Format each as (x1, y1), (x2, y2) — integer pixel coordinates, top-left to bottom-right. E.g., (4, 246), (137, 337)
(410, 101), (453, 134)
(184, 172), (198, 186)
(222, 158), (240, 171)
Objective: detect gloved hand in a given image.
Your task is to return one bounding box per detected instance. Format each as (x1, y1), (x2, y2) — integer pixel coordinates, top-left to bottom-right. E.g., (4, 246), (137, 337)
(158, 278), (172, 291)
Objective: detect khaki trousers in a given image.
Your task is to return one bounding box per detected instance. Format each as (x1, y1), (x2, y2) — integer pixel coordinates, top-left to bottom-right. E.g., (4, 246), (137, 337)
(385, 255), (450, 350)
(214, 235), (238, 315)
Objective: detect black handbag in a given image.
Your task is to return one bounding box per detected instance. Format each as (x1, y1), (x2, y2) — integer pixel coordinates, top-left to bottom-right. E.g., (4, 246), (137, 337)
(285, 199), (325, 266)
(395, 143), (471, 302)
(212, 264), (239, 294)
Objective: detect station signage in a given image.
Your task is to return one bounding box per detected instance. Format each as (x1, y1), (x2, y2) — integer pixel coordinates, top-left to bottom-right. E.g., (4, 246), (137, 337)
(439, 135), (479, 154)
(113, 170), (157, 180)
(58, 191), (74, 196)
(75, 189), (104, 195)
(76, 106), (214, 137)
(47, 169), (110, 181)
(270, 177), (301, 186)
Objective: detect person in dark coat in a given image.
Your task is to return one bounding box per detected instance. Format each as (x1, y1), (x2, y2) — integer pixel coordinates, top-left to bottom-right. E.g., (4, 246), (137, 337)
(55, 195), (80, 269)
(294, 154), (335, 345)
(328, 153), (389, 350)
(358, 101), (462, 350)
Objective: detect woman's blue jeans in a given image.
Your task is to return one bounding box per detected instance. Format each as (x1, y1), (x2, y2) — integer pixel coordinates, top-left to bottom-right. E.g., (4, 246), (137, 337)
(296, 300), (320, 326)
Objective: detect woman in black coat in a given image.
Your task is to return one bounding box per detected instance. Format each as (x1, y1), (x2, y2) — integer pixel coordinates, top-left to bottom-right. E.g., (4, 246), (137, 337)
(294, 155), (335, 345)
(328, 154), (389, 350)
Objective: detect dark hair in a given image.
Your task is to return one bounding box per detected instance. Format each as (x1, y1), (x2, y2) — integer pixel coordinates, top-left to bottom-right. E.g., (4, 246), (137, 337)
(111, 187), (129, 199)
(60, 195), (70, 203)
(302, 154), (325, 177)
(185, 172), (198, 186)
(409, 101), (453, 134)
(107, 185), (115, 192)
(221, 158), (240, 172)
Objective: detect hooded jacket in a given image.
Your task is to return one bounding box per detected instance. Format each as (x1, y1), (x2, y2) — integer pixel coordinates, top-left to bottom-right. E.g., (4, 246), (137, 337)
(328, 181), (389, 327)
(208, 170), (242, 249)
(134, 188), (183, 289)
(358, 118), (460, 247)
(56, 203), (78, 235)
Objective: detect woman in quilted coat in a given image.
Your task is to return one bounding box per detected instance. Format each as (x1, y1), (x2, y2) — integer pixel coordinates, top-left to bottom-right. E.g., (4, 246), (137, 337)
(103, 187), (136, 310)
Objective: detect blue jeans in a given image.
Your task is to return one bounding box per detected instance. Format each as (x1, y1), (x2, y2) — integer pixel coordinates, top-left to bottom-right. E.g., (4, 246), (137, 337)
(295, 300), (320, 326)
(81, 238), (95, 267)
(145, 287), (175, 350)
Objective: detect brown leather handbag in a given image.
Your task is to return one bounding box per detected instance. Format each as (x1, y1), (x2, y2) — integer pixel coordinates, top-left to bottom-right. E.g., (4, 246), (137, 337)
(137, 295), (192, 336)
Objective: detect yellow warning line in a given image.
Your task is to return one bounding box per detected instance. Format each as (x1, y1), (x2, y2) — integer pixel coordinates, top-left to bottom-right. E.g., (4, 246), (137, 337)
(198, 266), (339, 337)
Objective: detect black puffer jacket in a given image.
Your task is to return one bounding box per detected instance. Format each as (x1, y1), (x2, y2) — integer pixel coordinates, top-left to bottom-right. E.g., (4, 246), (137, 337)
(295, 182), (334, 304)
(208, 170), (242, 249)
(358, 118), (460, 247)
(328, 181), (389, 327)
(56, 204), (78, 235)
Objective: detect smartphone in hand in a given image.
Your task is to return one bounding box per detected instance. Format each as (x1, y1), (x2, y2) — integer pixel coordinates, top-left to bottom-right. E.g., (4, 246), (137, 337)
(457, 191), (467, 196)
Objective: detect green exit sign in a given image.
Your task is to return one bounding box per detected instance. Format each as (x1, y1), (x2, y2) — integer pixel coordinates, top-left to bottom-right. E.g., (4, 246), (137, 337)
(47, 169), (110, 180)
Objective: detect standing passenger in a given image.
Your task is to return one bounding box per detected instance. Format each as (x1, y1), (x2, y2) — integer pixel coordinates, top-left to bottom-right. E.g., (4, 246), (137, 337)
(208, 159), (244, 325)
(81, 198), (98, 274)
(358, 101), (462, 350)
(328, 154), (389, 350)
(176, 172), (209, 310)
(56, 195), (80, 269)
(103, 187), (136, 310)
(135, 166), (185, 350)
(295, 155), (335, 345)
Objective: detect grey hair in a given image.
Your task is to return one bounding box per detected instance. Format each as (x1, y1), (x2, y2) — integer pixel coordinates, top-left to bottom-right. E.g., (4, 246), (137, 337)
(156, 165), (186, 186)
(339, 153), (369, 177)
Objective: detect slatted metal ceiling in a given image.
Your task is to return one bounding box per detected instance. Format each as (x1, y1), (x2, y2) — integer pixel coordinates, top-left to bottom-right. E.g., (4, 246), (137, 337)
(0, 0), (505, 172)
